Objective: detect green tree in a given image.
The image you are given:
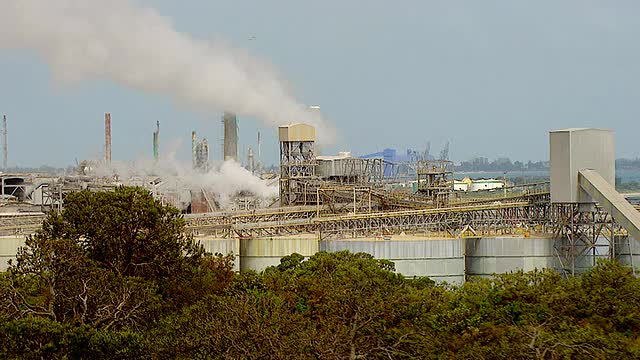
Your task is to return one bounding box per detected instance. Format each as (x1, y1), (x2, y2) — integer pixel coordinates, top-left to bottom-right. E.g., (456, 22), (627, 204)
(263, 251), (419, 359)
(1, 187), (209, 332)
(41, 186), (204, 281)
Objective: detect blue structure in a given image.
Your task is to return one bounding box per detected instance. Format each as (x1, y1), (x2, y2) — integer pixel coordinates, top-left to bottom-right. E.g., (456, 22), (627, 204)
(361, 148), (398, 177)
(361, 148), (434, 178)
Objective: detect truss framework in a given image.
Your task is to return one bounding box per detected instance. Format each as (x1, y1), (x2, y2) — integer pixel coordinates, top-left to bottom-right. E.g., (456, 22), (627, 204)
(550, 203), (623, 276)
(279, 140), (316, 206)
(228, 202), (549, 239)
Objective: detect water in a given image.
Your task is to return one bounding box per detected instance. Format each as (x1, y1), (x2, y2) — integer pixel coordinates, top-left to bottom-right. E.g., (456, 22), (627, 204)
(617, 169), (640, 183)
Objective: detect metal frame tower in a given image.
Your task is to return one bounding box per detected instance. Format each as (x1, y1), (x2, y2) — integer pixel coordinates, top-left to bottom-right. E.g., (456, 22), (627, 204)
(279, 124), (316, 205)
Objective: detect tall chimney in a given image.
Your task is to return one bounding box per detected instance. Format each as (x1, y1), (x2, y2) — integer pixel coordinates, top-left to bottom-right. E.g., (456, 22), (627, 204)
(223, 112), (238, 161)
(2, 115), (7, 170)
(153, 121), (160, 161)
(105, 113), (111, 165)
(257, 130), (261, 168)
(191, 130), (197, 169)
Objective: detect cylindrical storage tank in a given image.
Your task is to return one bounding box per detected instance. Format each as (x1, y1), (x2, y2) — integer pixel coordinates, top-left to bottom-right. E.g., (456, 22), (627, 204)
(616, 236), (640, 272)
(465, 236), (558, 277)
(240, 235), (318, 272)
(321, 236), (465, 284)
(0, 235), (27, 271)
(196, 236), (241, 272)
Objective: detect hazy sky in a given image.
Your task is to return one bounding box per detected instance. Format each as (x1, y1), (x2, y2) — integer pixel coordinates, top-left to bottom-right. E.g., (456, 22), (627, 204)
(1, 0), (639, 167)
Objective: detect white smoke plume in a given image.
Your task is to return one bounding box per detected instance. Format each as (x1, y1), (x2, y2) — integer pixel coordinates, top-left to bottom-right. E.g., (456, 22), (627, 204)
(0, 0), (335, 143)
(91, 145), (279, 210)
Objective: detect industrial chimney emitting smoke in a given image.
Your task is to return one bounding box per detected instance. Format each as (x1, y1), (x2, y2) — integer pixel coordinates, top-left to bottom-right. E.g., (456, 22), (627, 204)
(223, 112), (238, 162)
(105, 113), (111, 165)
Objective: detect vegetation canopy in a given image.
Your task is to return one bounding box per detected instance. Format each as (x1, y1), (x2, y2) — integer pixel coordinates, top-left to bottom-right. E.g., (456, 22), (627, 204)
(1, 186), (639, 359)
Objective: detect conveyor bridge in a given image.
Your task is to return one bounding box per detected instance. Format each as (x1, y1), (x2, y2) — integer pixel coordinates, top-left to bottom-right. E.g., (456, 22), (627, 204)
(579, 169), (640, 242)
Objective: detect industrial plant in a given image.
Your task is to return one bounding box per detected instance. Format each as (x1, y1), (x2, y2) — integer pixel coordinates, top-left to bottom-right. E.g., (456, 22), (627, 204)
(0, 113), (639, 283)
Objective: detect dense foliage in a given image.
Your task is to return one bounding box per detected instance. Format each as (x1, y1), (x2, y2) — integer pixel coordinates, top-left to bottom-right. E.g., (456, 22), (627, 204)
(2, 187), (640, 359)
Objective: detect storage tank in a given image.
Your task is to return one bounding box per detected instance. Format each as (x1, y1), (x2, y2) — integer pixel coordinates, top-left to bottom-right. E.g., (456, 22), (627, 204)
(196, 236), (241, 272)
(465, 236), (558, 277)
(0, 235), (26, 271)
(240, 235), (318, 272)
(321, 235), (465, 284)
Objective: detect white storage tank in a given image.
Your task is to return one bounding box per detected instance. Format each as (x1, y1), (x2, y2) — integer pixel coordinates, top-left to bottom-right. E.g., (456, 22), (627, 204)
(465, 236), (558, 277)
(321, 235), (465, 284)
(196, 236), (241, 272)
(0, 235), (27, 271)
(240, 235), (318, 272)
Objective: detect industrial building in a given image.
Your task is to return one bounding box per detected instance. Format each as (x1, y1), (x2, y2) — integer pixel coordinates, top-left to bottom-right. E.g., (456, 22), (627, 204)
(1, 120), (639, 285)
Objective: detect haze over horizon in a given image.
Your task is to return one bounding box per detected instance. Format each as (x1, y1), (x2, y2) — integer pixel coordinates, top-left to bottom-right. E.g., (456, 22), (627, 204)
(1, 0), (639, 167)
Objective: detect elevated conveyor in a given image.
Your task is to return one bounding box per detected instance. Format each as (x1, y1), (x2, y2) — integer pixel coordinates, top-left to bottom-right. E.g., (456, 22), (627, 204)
(579, 169), (640, 242)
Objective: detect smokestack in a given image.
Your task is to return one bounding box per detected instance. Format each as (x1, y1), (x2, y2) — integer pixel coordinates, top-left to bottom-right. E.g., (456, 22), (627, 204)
(105, 113), (111, 165)
(248, 146), (254, 174)
(153, 121), (160, 161)
(257, 130), (261, 169)
(192, 131), (197, 169)
(223, 112), (238, 161)
(2, 115), (6, 170)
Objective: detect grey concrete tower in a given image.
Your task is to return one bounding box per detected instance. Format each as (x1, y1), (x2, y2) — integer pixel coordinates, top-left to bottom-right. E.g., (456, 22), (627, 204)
(223, 112), (238, 161)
